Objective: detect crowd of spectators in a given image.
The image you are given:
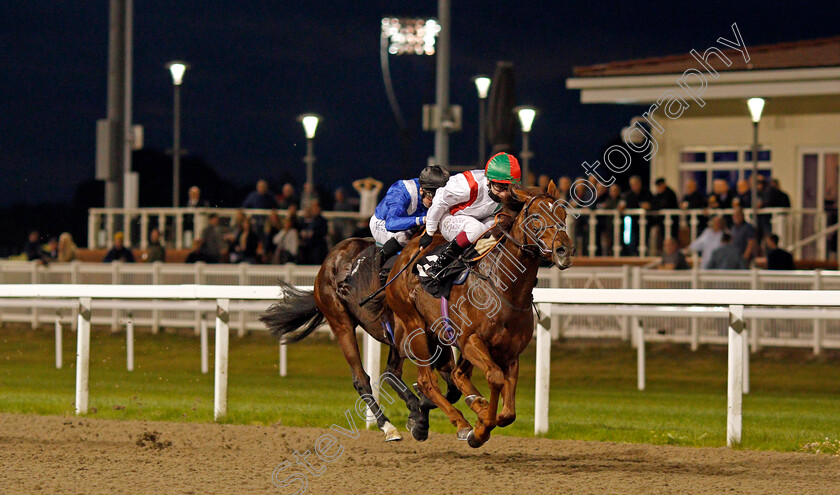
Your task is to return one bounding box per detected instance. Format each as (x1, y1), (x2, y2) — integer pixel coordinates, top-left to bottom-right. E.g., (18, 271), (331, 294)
(17, 173), (799, 269)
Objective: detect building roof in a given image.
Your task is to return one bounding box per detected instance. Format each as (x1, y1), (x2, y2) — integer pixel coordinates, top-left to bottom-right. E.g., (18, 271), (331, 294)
(573, 36), (840, 78)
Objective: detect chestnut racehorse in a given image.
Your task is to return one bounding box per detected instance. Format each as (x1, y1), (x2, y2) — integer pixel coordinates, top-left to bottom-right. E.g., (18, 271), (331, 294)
(260, 238), (461, 442)
(385, 182), (574, 447)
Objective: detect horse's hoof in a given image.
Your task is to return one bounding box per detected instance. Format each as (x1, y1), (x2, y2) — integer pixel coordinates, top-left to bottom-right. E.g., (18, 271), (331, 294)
(497, 414), (516, 428)
(407, 417), (428, 441)
(411, 425), (428, 442)
(384, 429), (403, 442)
(467, 429), (484, 449)
(456, 428), (471, 441)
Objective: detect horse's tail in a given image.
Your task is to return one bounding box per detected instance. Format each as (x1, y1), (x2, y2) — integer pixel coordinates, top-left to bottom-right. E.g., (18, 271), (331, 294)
(260, 280), (325, 344)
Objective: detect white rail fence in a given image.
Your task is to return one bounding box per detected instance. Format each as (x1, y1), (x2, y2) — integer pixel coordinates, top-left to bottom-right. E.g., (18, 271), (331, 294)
(4, 261), (840, 354)
(4, 283), (840, 447)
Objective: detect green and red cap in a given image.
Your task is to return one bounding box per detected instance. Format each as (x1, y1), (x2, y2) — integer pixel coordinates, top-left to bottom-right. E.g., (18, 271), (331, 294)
(484, 152), (521, 184)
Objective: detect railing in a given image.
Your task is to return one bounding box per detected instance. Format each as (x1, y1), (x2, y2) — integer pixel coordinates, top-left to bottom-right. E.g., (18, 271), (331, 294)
(4, 283), (838, 447)
(3, 260), (840, 354)
(88, 206), (836, 259)
(87, 207), (367, 249)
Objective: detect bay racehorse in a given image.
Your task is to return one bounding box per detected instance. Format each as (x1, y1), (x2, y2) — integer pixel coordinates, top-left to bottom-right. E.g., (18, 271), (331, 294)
(385, 181), (574, 447)
(260, 237), (461, 442)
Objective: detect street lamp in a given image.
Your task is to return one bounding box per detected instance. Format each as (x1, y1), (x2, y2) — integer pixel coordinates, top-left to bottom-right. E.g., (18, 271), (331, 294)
(166, 60), (188, 207)
(473, 75), (491, 167)
(514, 106), (537, 187)
(297, 113), (321, 193)
(747, 97), (765, 224)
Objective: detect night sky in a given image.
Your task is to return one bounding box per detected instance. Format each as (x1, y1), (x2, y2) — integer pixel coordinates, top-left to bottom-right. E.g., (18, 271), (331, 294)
(1, 1), (837, 207)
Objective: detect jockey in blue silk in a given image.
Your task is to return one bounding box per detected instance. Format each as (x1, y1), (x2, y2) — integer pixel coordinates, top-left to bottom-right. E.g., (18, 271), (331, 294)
(369, 164), (451, 265)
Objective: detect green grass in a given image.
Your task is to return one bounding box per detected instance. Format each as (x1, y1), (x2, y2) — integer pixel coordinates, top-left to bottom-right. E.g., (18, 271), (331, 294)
(1, 324), (839, 453)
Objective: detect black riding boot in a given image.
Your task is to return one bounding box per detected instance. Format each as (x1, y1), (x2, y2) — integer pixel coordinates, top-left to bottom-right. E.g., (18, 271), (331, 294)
(426, 239), (467, 280)
(378, 238), (402, 285)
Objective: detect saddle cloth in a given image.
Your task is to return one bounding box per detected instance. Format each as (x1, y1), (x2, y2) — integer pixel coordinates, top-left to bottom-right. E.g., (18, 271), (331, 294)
(415, 244), (475, 299)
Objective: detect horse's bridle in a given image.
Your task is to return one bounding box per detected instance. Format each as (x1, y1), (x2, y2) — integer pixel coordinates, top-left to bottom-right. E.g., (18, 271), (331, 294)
(498, 194), (566, 262)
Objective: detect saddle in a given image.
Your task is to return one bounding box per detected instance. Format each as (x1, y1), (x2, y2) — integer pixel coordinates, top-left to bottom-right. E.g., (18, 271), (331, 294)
(415, 244), (477, 299)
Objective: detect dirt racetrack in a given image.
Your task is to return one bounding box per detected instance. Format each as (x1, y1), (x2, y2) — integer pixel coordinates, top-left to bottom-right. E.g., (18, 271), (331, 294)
(2, 412), (839, 494)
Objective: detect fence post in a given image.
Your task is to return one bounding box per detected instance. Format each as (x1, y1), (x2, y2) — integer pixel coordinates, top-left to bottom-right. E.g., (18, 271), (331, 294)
(621, 265), (631, 341)
(749, 267), (760, 353)
(200, 317), (209, 374)
(88, 211), (98, 248)
(727, 304), (744, 447)
(111, 262), (119, 331)
(151, 263), (161, 334)
(612, 212), (622, 257)
(587, 212), (597, 257)
(194, 262), (203, 336)
(175, 212), (185, 249)
(75, 297), (92, 415)
(55, 316), (62, 369)
(214, 299), (230, 421)
(126, 316), (134, 372)
(638, 212), (648, 257)
(31, 264), (39, 329)
(636, 317), (645, 391)
(279, 343), (287, 377)
(630, 267), (642, 348)
(534, 303), (552, 435)
(238, 264), (247, 337)
(690, 262), (700, 351)
(549, 268), (561, 340)
(813, 270), (823, 355)
(363, 332), (381, 429)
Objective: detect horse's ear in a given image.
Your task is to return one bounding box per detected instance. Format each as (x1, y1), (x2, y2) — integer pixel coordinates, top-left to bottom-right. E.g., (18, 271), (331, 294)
(546, 180), (558, 198)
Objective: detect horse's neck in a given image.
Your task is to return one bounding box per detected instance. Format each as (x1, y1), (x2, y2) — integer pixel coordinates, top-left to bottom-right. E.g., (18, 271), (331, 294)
(484, 218), (541, 306)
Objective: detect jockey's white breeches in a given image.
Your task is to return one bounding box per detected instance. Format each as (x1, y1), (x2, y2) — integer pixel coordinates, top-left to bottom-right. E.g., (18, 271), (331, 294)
(370, 216), (411, 246)
(438, 213), (496, 243)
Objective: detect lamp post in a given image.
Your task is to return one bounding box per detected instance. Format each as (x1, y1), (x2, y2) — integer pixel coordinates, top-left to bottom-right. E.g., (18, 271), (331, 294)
(514, 106), (537, 187)
(473, 75), (491, 167)
(297, 113), (321, 192)
(747, 97), (765, 225)
(166, 61), (187, 207)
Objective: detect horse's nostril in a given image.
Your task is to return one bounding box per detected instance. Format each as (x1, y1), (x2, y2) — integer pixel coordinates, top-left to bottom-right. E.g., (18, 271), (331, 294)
(556, 247), (566, 256)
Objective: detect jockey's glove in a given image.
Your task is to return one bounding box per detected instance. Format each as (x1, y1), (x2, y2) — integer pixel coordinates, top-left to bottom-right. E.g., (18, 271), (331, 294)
(418, 232), (434, 249)
(475, 236), (496, 255)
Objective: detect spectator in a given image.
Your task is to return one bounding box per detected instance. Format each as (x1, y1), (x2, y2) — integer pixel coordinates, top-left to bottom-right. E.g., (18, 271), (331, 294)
(707, 179), (734, 209)
(596, 183), (622, 256)
(228, 214), (259, 264)
(659, 237), (689, 270)
(44, 237), (59, 260)
(733, 179), (751, 208)
(331, 187), (354, 244)
(706, 233), (746, 269)
(278, 183), (299, 209)
(286, 203), (304, 231)
(199, 213), (224, 263)
(557, 176), (572, 202)
(767, 178), (791, 208)
(145, 228), (166, 262)
(689, 216), (725, 268)
(756, 176), (773, 237)
(299, 201), (328, 265)
(729, 208), (757, 265)
(24, 230), (46, 262)
(103, 232), (135, 263)
(186, 186), (208, 207)
(185, 238), (211, 263)
(681, 179), (707, 210)
(272, 215), (300, 264)
(353, 177), (384, 218)
(537, 174), (551, 192)
(619, 175), (652, 255)
(57, 232), (78, 262)
(650, 177), (679, 255)
(765, 234), (795, 270)
(261, 210), (282, 262)
(242, 179), (279, 209)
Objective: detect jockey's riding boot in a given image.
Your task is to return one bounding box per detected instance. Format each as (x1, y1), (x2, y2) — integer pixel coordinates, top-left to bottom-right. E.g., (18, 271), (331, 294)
(427, 239), (467, 280)
(378, 238), (402, 285)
